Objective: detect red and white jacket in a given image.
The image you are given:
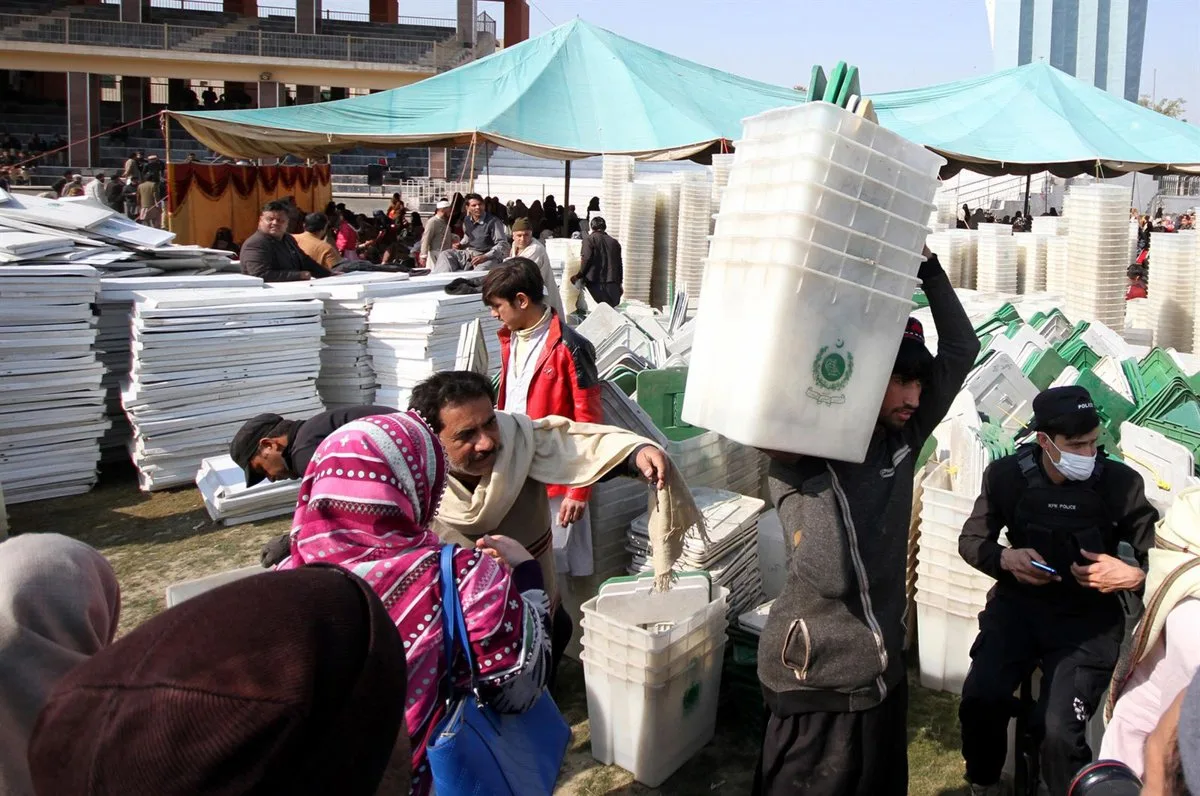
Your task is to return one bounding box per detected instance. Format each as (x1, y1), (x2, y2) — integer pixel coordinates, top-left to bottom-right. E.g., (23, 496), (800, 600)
(497, 309), (603, 501)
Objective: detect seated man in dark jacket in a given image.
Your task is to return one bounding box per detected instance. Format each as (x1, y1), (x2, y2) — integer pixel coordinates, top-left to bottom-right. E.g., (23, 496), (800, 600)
(240, 199), (332, 282)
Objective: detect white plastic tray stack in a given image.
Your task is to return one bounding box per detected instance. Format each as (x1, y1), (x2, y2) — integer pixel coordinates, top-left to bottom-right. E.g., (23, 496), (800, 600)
(196, 453), (300, 525)
(976, 231), (1018, 293)
(270, 274), (415, 408)
(1045, 236), (1070, 297)
(675, 172), (712, 305)
(96, 275), (263, 461)
(0, 265), (108, 503)
(1015, 234), (1048, 293)
(123, 288), (325, 490)
(1149, 230), (1196, 352)
(653, 182), (680, 308)
(601, 155), (635, 242)
(684, 101), (944, 460)
(546, 238), (582, 315)
(710, 153), (736, 212)
(1065, 184), (1130, 331)
(368, 291), (500, 408)
(626, 487), (766, 619)
(617, 183), (657, 304)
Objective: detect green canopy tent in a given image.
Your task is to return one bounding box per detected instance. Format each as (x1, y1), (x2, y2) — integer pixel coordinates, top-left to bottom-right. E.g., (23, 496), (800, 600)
(170, 19), (804, 164)
(871, 61), (1200, 178)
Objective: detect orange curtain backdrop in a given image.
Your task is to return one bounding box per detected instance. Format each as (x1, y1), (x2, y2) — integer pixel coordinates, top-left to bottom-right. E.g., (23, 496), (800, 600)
(167, 163), (332, 247)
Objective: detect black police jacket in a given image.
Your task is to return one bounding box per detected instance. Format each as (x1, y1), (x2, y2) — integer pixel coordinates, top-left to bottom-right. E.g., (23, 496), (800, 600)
(959, 442), (1157, 609)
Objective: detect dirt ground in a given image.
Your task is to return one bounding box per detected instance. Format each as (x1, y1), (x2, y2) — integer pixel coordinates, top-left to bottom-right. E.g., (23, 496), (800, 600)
(8, 463), (973, 796)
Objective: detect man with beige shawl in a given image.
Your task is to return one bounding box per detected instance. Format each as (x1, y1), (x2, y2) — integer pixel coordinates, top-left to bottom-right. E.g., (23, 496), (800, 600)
(408, 370), (704, 669)
(1102, 486), (1200, 778)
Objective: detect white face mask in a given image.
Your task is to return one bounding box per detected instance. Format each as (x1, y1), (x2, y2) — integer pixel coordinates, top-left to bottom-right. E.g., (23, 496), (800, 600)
(1043, 435), (1096, 481)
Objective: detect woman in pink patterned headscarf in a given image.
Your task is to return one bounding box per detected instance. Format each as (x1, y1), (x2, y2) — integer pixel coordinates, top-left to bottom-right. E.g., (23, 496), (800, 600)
(277, 411), (552, 796)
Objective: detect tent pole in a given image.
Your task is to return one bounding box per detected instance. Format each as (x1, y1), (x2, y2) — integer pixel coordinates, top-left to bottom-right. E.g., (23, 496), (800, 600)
(484, 140), (491, 195)
(563, 159), (571, 235)
(1023, 172), (1031, 218)
(467, 134), (477, 193)
(163, 112), (173, 233)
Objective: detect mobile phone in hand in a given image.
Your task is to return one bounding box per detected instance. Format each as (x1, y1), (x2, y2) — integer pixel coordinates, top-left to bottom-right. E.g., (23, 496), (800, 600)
(1031, 560), (1058, 576)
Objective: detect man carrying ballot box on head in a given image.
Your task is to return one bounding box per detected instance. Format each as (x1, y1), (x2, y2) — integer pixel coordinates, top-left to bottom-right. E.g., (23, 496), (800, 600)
(754, 246), (979, 796)
(957, 386), (1157, 796)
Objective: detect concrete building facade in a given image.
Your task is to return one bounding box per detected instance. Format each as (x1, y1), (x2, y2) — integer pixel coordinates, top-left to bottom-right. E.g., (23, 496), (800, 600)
(985, 0), (1147, 101)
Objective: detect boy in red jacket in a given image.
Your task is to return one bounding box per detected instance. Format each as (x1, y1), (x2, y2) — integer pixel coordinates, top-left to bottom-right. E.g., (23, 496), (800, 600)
(482, 258), (603, 576)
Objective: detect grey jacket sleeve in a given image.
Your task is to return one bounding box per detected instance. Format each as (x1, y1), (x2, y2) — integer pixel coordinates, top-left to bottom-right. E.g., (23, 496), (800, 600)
(909, 255), (980, 444)
(485, 217), (511, 262)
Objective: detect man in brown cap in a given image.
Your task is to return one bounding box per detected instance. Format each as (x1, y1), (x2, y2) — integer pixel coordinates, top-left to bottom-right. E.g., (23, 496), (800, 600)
(511, 216), (563, 317)
(28, 567), (411, 795)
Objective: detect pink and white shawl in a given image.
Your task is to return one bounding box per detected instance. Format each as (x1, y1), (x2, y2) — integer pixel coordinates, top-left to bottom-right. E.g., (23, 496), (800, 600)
(277, 411), (537, 795)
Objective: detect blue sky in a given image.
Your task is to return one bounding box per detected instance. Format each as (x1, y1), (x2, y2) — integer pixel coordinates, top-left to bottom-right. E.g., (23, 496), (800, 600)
(322, 0), (1199, 116)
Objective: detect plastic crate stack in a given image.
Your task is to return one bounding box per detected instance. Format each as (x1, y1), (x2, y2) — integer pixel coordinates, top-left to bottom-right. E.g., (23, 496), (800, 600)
(601, 155), (635, 242)
(123, 288), (324, 491)
(626, 488), (766, 619)
(684, 100), (943, 459)
(1149, 230), (1196, 352)
(1015, 234), (1048, 293)
(652, 182), (680, 308)
(545, 238), (582, 315)
(1031, 215), (1068, 236)
(916, 466), (996, 695)
(926, 231), (964, 287)
(579, 573), (728, 787)
(674, 172), (712, 306)
(1045, 236), (1070, 297)
(949, 229), (978, 289)
(617, 183), (657, 304)
(0, 265), (108, 503)
(1064, 184), (1130, 331)
(975, 226), (1018, 293)
(710, 153), (735, 212)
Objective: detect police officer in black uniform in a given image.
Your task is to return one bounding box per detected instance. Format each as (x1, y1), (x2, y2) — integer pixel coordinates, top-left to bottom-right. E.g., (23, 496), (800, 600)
(957, 386), (1158, 796)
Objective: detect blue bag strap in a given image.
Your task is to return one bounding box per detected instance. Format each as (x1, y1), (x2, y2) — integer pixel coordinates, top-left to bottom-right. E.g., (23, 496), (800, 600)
(437, 545), (480, 695)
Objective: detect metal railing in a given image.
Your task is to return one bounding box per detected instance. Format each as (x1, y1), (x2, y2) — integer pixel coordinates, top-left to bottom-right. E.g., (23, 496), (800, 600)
(102, 0), (226, 10)
(475, 11), (496, 39)
(1158, 175), (1200, 197)
(0, 13), (454, 68)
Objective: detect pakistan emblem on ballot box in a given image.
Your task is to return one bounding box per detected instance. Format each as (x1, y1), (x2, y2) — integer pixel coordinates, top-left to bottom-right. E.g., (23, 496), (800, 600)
(807, 340), (854, 405)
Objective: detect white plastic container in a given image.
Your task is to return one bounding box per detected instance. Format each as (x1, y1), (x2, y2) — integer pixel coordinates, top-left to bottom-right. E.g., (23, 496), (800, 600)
(963, 352), (1039, 431)
(581, 637), (726, 787)
(683, 260), (914, 459)
(165, 566), (262, 608)
(579, 574), (729, 662)
(915, 591), (983, 695)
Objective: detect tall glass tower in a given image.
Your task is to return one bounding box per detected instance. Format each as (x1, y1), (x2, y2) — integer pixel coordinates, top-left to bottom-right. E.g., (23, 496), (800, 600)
(985, 0), (1147, 101)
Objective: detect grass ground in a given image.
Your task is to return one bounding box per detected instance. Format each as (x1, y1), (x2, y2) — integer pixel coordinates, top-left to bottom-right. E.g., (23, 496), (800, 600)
(9, 464), (973, 795)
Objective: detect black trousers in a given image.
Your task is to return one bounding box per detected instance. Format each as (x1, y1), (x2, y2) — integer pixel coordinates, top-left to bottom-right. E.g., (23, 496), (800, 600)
(548, 603), (574, 690)
(584, 281), (623, 307)
(959, 592), (1123, 794)
(753, 679), (909, 796)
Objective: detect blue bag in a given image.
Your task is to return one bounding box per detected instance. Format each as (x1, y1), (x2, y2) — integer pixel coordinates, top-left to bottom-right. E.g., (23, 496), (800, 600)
(427, 545), (570, 796)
